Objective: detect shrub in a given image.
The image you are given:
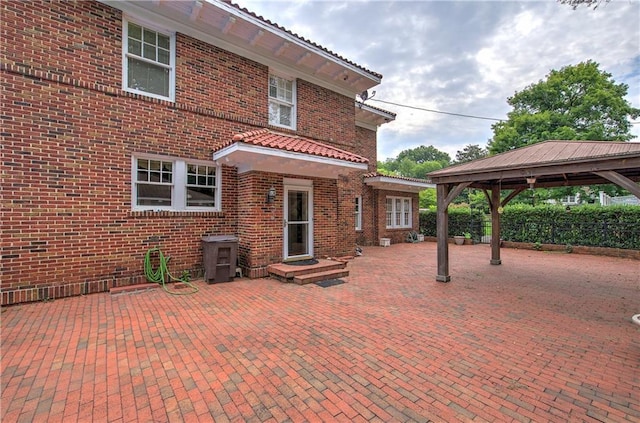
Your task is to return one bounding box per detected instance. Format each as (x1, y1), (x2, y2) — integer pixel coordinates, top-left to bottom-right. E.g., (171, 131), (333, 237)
(500, 204), (639, 249)
(419, 206), (484, 241)
(420, 204), (639, 250)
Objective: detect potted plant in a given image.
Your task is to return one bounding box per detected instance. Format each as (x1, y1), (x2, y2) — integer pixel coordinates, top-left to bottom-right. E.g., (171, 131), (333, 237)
(453, 234), (465, 245)
(463, 232), (473, 245)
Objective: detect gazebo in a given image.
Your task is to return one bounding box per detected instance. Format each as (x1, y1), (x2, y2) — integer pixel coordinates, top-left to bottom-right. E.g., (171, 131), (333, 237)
(427, 140), (640, 282)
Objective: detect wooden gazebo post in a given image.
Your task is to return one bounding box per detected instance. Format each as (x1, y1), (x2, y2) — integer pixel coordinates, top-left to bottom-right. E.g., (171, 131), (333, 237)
(436, 183), (451, 282)
(490, 185), (502, 265)
(435, 182), (470, 282)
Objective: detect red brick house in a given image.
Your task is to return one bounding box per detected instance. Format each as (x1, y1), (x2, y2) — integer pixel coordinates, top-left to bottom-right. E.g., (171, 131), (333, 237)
(1, 0), (432, 305)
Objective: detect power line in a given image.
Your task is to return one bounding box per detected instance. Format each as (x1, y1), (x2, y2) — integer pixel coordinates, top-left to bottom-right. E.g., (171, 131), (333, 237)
(370, 98), (504, 122)
(370, 99), (640, 126)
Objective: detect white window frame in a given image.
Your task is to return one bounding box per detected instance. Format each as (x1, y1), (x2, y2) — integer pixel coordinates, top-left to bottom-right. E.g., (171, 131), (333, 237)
(355, 196), (362, 231)
(268, 73), (296, 129)
(386, 196), (412, 229)
(132, 154), (221, 212)
(122, 17), (176, 102)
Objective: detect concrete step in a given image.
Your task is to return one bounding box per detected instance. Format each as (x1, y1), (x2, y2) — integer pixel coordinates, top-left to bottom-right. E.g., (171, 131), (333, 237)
(293, 269), (349, 285)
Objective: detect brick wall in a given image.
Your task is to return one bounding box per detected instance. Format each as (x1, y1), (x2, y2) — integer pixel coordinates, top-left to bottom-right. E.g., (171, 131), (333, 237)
(1, 0), (368, 304)
(353, 126), (379, 246)
(236, 171), (284, 278)
(297, 80), (355, 145)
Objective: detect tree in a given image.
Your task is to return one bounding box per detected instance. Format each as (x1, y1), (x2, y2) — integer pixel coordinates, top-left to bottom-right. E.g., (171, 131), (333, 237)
(419, 189), (437, 209)
(558, 0), (610, 10)
(454, 144), (487, 164)
(488, 61), (640, 155)
(396, 145), (450, 168)
(378, 145), (450, 179)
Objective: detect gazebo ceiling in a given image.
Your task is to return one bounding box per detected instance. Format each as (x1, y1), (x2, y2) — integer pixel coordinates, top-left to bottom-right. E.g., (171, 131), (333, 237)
(428, 140), (640, 191)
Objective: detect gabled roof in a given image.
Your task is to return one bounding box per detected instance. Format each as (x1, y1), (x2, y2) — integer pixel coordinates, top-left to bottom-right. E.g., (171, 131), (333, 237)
(429, 140), (640, 176)
(363, 172), (434, 193)
(213, 129), (369, 178)
(355, 103), (396, 130)
(227, 129), (368, 163)
(225, 1), (381, 80)
(100, 0), (381, 96)
(428, 140), (640, 190)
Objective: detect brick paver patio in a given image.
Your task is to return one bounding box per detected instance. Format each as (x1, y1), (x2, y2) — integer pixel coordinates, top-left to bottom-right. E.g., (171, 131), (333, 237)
(2, 242), (639, 422)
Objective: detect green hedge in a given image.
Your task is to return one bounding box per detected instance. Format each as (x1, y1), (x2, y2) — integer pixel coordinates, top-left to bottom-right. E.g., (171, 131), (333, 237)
(500, 204), (640, 250)
(419, 207), (485, 241)
(420, 205), (640, 250)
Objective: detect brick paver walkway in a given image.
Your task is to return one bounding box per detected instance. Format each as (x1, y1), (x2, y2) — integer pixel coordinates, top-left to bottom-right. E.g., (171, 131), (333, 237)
(2, 243), (639, 422)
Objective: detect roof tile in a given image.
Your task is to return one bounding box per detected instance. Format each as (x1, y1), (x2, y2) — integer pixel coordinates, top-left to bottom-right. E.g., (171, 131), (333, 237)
(363, 172), (432, 184)
(226, 129), (369, 164)
(429, 140), (640, 176)
(224, 1), (382, 79)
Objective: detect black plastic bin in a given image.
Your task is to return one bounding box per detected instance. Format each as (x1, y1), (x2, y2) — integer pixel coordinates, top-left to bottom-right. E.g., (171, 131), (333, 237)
(202, 235), (238, 284)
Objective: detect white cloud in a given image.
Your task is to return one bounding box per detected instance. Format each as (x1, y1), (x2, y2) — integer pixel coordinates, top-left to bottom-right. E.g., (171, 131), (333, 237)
(235, 0), (640, 160)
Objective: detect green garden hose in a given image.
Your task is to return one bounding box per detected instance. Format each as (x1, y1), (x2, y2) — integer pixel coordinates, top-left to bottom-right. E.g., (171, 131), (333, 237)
(144, 248), (199, 295)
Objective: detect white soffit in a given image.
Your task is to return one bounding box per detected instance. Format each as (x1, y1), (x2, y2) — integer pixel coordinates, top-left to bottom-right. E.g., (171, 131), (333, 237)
(355, 103), (396, 130)
(99, 0), (381, 96)
(214, 142), (368, 179)
(364, 175), (435, 193)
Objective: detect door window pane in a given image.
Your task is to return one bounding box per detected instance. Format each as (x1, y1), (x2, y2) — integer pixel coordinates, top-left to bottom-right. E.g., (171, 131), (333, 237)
(288, 223), (308, 256)
(288, 191), (308, 221)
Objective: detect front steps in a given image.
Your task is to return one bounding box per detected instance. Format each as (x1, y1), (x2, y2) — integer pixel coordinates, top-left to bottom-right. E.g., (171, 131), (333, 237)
(267, 259), (349, 285)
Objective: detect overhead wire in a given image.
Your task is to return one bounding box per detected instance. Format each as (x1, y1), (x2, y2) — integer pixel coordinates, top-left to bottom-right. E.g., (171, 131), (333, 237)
(370, 98), (640, 126)
(369, 98), (504, 122)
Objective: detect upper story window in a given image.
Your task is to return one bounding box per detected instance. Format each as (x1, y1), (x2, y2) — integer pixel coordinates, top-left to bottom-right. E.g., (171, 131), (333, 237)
(269, 74), (296, 129)
(133, 155), (220, 212)
(386, 196), (412, 229)
(123, 19), (176, 101)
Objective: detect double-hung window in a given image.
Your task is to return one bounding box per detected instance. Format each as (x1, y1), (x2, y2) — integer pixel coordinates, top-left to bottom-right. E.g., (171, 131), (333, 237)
(385, 196), (412, 229)
(268, 74), (296, 129)
(133, 156), (220, 211)
(355, 196), (362, 230)
(123, 19), (175, 101)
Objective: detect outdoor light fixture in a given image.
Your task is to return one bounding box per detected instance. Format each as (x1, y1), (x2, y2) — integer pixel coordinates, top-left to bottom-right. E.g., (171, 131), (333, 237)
(266, 186), (276, 203)
(526, 176), (537, 190)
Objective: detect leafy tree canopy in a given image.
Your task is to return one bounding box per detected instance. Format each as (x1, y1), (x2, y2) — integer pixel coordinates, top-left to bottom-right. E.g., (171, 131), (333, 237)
(377, 145), (450, 179)
(397, 145), (450, 167)
(419, 189), (437, 209)
(488, 61), (640, 155)
(454, 144), (487, 164)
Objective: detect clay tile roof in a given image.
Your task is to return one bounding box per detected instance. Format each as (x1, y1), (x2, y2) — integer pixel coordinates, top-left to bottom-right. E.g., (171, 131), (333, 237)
(363, 172), (432, 184)
(229, 129), (369, 163)
(224, 1), (382, 79)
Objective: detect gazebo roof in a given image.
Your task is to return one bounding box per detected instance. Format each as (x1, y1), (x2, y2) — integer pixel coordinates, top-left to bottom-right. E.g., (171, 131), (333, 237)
(428, 140), (640, 283)
(428, 140), (640, 190)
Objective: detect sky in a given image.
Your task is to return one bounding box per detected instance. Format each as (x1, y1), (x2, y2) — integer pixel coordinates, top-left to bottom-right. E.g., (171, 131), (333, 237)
(232, 0), (640, 162)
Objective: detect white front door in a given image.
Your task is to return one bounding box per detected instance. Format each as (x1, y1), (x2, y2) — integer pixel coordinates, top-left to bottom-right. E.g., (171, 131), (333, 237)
(284, 181), (313, 260)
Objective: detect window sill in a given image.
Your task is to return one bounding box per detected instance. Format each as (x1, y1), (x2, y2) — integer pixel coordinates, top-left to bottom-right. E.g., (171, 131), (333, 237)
(129, 210), (224, 218)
